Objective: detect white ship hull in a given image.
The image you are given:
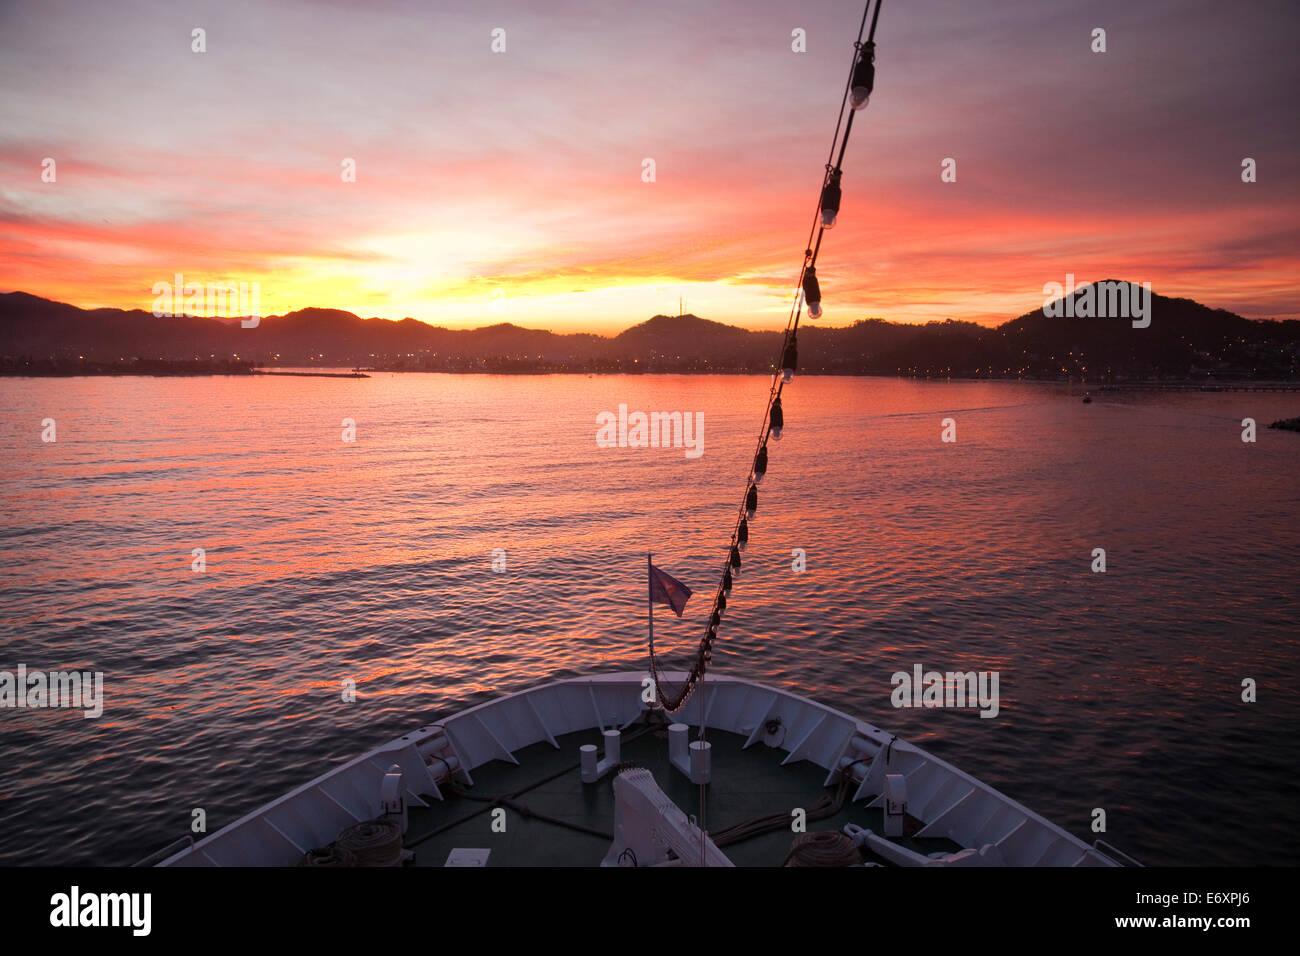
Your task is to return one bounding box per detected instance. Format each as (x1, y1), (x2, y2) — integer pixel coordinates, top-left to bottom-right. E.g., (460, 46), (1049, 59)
(154, 672), (1127, 868)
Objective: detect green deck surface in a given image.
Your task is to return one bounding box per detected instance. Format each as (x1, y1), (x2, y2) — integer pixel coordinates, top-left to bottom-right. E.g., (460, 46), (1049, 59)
(404, 723), (960, 867)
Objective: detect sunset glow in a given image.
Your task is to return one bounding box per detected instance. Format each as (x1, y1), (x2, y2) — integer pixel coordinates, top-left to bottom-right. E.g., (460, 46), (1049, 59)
(2, 0), (1297, 330)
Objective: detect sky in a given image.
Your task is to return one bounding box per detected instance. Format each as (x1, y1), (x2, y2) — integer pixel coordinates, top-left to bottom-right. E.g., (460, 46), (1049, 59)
(1, 0), (1298, 332)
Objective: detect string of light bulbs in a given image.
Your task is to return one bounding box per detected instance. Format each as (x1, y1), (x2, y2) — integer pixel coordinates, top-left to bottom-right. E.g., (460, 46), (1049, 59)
(650, 0), (884, 712)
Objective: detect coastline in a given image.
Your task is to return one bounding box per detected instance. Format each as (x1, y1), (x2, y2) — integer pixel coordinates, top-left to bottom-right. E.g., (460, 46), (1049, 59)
(2, 365), (1297, 390)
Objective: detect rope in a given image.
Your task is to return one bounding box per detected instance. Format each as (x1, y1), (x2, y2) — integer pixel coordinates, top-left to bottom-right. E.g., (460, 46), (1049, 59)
(334, 818), (404, 866)
(297, 844), (358, 867)
(495, 795), (614, 841)
(650, 0), (887, 712)
(404, 721), (664, 850)
(709, 771), (852, 848)
(782, 830), (862, 867)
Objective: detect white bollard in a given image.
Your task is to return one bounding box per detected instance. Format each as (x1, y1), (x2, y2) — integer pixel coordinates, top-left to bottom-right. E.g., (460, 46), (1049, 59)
(669, 723), (688, 768)
(580, 731), (623, 783)
(580, 744), (599, 783)
(668, 724), (709, 784)
(689, 740), (711, 785)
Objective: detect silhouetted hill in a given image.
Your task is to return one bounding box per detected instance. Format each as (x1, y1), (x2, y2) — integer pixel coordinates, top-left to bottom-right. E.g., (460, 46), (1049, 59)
(613, 314), (779, 367)
(2, 283), (1296, 378)
(987, 281), (1298, 379)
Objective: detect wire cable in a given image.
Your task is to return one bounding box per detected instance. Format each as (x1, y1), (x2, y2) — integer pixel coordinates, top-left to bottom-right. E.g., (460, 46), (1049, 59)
(651, 0), (886, 712)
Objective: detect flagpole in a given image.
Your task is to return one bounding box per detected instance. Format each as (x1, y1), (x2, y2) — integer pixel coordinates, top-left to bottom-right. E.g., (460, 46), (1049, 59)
(647, 553), (705, 865)
(647, 552), (654, 711)
(699, 622), (707, 868)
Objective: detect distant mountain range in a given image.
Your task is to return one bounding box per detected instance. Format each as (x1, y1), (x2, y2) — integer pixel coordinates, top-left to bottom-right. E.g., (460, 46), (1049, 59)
(2, 283), (1297, 379)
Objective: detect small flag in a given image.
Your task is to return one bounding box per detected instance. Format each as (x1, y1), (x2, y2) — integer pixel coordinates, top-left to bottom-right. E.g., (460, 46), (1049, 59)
(649, 563), (692, 617)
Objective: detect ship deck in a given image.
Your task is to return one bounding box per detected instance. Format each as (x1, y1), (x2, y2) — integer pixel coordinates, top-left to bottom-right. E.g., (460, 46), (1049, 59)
(403, 723), (961, 867)
(155, 673), (1115, 867)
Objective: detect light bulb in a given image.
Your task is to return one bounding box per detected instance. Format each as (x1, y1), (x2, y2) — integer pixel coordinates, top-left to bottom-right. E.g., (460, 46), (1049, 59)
(819, 171), (842, 231)
(850, 44), (875, 111)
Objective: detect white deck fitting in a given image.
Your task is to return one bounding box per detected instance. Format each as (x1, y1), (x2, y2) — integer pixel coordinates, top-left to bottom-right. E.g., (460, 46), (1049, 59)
(445, 848), (491, 867)
(667, 723), (711, 784)
(156, 672), (1121, 867)
(602, 768), (732, 867)
(580, 729), (624, 782)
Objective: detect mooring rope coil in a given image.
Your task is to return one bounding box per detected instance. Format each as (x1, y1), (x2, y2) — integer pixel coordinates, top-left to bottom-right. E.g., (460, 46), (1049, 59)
(783, 829), (862, 867)
(334, 818), (404, 867)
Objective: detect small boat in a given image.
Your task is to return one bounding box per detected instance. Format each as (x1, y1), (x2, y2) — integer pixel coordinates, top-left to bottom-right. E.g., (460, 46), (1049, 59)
(1082, 394), (1093, 403)
(147, 672), (1133, 867)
